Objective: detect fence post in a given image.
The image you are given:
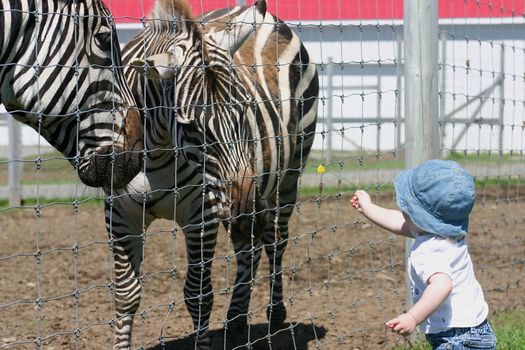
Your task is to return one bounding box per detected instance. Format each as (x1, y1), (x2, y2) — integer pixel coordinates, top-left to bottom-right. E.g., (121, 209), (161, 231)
(395, 30), (403, 152)
(325, 57), (333, 164)
(440, 31), (448, 156)
(498, 44), (505, 154)
(403, 0), (440, 317)
(8, 117), (22, 207)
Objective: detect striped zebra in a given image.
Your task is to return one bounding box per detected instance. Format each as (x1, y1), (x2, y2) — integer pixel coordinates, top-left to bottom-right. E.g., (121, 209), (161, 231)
(0, 0), (143, 189)
(108, 0), (318, 348)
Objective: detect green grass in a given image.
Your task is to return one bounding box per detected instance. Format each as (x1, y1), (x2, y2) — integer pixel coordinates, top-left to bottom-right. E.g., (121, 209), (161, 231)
(303, 150), (525, 176)
(0, 197), (105, 211)
(475, 177), (524, 187)
(491, 308), (525, 349)
(447, 151), (525, 164)
(298, 183), (395, 198)
(297, 180), (516, 199)
(0, 151), (70, 165)
(305, 150), (404, 174)
(393, 308), (525, 349)
(0, 151), (77, 185)
(0, 180), (515, 211)
(3, 149), (525, 185)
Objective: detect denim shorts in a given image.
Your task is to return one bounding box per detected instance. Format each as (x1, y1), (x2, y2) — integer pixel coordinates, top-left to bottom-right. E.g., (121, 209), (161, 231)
(425, 320), (497, 350)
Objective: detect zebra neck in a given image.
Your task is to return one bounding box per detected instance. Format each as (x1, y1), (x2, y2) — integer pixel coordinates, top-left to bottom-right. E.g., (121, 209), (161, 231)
(0, 0), (35, 62)
(194, 65), (255, 192)
(0, 0), (35, 109)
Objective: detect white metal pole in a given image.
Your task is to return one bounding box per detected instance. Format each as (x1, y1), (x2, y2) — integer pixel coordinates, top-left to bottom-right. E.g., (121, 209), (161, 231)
(498, 45), (505, 154)
(326, 58), (333, 164)
(440, 32), (448, 156)
(8, 117), (22, 207)
(403, 0), (440, 312)
(395, 30), (403, 152)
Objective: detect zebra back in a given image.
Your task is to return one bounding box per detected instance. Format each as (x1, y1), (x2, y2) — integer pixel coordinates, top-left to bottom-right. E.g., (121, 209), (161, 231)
(202, 7), (319, 196)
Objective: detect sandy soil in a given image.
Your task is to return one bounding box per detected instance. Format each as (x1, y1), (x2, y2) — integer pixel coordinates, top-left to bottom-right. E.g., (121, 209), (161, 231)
(1, 186), (524, 349)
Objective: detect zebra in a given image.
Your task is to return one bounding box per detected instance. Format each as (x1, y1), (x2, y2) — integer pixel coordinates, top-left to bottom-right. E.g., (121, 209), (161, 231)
(107, 0), (318, 348)
(0, 0), (143, 189)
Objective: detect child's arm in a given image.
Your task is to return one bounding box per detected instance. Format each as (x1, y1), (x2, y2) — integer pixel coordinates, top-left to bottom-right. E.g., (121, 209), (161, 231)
(351, 190), (413, 237)
(385, 272), (453, 336)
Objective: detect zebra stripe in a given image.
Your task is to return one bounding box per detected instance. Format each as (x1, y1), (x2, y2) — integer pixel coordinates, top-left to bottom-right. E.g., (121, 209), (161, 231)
(0, 0), (143, 190)
(106, 0), (318, 348)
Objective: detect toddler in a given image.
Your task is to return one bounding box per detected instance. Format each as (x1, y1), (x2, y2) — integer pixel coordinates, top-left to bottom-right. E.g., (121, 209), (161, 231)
(351, 159), (496, 349)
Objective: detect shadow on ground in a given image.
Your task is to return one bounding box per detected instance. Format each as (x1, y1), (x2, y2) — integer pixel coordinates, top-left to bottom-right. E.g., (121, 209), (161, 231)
(148, 322), (328, 350)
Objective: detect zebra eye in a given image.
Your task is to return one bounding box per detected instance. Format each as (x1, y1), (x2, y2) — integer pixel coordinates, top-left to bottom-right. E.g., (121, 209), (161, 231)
(94, 29), (113, 51)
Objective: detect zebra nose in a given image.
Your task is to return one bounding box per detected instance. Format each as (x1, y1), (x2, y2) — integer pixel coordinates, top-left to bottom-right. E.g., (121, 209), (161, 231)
(77, 106), (144, 189)
(77, 144), (143, 190)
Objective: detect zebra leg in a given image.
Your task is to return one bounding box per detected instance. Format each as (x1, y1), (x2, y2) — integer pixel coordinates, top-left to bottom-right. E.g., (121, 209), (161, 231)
(262, 219), (289, 328)
(225, 239), (263, 333)
(225, 202), (295, 334)
(181, 205), (220, 350)
(262, 176), (301, 328)
(224, 219), (288, 339)
(105, 201), (147, 350)
(112, 239), (143, 349)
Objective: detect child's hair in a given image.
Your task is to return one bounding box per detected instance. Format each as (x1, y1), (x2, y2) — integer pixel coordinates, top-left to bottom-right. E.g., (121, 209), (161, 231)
(394, 159), (475, 240)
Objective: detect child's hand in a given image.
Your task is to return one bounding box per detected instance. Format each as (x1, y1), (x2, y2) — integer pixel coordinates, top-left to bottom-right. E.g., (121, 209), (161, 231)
(385, 313), (417, 336)
(351, 190), (371, 213)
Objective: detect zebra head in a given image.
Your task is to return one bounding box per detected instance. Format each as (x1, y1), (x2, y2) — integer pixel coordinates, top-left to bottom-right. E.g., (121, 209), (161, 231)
(0, 0), (144, 190)
(129, 0), (269, 238)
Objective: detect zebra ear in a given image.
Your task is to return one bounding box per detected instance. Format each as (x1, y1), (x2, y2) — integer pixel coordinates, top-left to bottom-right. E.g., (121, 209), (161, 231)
(207, 0), (267, 55)
(130, 52), (175, 80)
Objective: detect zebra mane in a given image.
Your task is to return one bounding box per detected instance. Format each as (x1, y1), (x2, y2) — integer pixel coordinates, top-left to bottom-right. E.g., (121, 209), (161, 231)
(151, 0), (194, 24)
(149, 0), (210, 65)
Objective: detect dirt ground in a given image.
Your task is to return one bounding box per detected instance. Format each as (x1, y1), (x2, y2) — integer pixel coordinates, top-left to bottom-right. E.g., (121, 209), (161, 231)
(1, 186), (525, 350)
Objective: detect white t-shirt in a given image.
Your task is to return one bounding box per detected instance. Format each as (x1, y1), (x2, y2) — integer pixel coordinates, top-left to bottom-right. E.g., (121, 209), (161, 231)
(408, 234), (489, 334)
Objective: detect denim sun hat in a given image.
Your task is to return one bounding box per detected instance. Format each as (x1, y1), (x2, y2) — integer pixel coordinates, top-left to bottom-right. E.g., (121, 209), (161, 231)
(394, 159), (476, 239)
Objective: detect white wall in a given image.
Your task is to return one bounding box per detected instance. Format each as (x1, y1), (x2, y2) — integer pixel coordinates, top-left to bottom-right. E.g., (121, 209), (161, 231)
(301, 21), (525, 153)
(3, 20), (524, 155)
(0, 107), (51, 150)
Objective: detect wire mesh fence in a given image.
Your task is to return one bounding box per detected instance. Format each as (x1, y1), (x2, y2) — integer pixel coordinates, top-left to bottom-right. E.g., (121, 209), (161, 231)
(1, 0), (525, 349)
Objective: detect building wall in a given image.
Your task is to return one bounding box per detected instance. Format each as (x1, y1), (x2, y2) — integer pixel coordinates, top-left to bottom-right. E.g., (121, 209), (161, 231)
(2, 20), (524, 155)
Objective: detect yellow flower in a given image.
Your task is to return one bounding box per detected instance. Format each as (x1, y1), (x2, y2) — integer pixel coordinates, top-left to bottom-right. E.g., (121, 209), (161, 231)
(317, 164), (326, 174)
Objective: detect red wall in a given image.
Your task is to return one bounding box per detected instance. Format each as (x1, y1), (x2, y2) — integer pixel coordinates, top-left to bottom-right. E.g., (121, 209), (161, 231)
(105, 0), (524, 23)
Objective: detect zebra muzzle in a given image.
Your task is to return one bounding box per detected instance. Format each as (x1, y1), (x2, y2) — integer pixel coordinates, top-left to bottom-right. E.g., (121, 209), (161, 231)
(78, 107), (144, 190)
(77, 143), (141, 190)
(78, 137), (143, 191)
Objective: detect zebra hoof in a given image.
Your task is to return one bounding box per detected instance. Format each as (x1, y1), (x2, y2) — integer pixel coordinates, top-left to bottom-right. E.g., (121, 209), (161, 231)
(194, 334), (212, 350)
(267, 303), (287, 329)
(225, 314), (248, 333)
(225, 318), (249, 349)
